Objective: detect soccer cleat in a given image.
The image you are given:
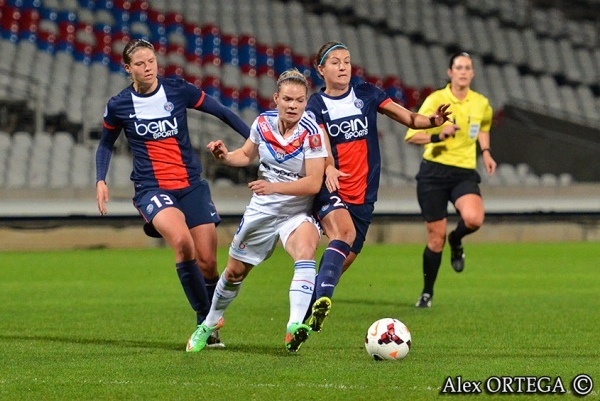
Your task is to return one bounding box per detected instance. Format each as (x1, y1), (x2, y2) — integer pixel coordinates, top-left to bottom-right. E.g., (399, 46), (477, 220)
(285, 322), (311, 353)
(186, 317), (224, 352)
(206, 330), (226, 348)
(448, 231), (465, 273)
(307, 296), (332, 332)
(415, 293), (432, 308)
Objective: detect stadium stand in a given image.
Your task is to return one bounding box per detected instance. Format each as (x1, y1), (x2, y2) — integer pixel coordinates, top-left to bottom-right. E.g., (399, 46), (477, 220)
(0, 0), (599, 192)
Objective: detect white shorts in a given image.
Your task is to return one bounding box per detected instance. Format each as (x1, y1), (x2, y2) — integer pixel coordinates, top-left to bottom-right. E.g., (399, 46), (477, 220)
(229, 207), (320, 266)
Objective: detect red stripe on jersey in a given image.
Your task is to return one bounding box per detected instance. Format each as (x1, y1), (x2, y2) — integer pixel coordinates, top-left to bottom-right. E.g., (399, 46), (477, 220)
(145, 137), (190, 189)
(257, 115), (308, 153)
(193, 91), (206, 109)
(336, 139), (368, 204)
(378, 97), (393, 110)
(103, 120), (118, 130)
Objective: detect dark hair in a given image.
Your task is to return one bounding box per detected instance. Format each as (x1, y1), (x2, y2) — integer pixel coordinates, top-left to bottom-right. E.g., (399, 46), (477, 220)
(276, 68), (309, 92)
(314, 41), (348, 78)
(122, 38), (155, 64)
(448, 51), (471, 69)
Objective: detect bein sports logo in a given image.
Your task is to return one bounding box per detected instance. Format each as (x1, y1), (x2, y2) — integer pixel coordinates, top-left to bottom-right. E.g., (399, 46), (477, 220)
(326, 116), (369, 140)
(135, 117), (179, 139)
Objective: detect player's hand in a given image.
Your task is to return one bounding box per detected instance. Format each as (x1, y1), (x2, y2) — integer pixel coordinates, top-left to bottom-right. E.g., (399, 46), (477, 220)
(324, 165), (350, 193)
(96, 180), (109, 215)
(429, 104), (452, 126)
(248, 179), (274, 195)
(207, 140), (228, 160)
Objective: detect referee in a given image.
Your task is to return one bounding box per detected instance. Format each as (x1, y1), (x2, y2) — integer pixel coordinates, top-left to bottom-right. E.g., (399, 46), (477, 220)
(405, 52), (497, 308)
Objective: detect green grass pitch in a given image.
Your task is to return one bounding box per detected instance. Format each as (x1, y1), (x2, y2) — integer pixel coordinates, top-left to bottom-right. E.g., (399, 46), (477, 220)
(1, 243), (598, 400)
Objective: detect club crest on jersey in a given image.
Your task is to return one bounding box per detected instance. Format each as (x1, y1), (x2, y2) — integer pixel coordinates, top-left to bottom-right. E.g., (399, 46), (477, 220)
(146, 204), (154, 214)
(309, 134), (322, 149)
(259, 119), (272, 134)
(354, 98), (364, 109)
(164, 101), (174, 112)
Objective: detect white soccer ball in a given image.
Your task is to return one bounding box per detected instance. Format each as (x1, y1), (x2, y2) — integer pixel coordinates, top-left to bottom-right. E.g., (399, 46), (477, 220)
(364, 318), (412, 361)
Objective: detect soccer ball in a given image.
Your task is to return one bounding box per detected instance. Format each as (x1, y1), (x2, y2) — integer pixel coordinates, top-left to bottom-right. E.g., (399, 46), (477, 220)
(364, 318), (412, 361)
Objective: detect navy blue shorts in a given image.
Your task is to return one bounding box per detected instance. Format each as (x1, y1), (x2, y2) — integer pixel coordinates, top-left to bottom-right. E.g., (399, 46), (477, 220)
(133, 179), (221, 229)
(416, 160), (481, 222)
(313, 187), (374, 254)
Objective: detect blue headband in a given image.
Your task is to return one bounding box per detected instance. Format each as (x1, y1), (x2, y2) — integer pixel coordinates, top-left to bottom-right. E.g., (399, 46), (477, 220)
(318, 43), (348, 66)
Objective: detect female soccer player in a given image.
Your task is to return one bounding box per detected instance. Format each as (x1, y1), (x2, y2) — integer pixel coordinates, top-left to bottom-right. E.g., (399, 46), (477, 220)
(95, 38), (250, 349)
(188, 68), (328, 353)
(305, 41), (452, 331)
(405, 51), (496, 308)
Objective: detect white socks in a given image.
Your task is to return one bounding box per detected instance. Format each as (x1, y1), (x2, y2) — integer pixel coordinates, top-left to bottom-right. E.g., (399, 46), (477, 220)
(204, 272), (241, 327)
(287, 260), (316, 328)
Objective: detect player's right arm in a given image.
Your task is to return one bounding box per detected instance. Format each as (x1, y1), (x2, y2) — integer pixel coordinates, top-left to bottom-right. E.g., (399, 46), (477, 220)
(95, 102), (122, 215)
(206, 138), (258, 167)
(306, 96), (348, 192)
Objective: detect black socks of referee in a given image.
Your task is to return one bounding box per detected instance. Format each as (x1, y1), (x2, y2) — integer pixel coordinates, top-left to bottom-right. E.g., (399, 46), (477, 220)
(450, 218), (478, 245)
(422, 246), (442, 296)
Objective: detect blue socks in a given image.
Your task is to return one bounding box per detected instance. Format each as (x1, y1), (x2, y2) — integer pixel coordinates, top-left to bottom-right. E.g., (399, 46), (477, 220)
(176, 260), (210, 325)
(315, 239), (351, 299)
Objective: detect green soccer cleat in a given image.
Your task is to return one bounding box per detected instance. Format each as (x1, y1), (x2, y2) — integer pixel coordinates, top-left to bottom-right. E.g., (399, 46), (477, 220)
(307, 296), (332, 332)
(186, 317), (224, 352)
(285, 322), (311, 353)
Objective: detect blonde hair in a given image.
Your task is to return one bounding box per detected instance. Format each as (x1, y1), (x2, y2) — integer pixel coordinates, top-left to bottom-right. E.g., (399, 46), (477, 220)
(276, 68), (309, 93)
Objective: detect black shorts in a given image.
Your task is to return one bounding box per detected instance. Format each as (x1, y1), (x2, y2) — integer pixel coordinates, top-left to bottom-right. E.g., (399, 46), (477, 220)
(416, 160), (481, 222)
(313, 187), (374, 255)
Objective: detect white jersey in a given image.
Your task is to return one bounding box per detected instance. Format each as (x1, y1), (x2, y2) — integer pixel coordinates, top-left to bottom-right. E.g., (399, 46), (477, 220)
(247, 110), (328, 216)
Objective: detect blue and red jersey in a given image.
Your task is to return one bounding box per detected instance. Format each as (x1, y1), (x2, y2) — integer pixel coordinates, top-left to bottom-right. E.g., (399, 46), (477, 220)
(307, 82), (391, 204)
(96, 76), (249, 191)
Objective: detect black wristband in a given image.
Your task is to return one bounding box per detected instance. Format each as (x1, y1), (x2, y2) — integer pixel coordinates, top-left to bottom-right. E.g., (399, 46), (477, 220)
(481, 148), (491, 153)
(430, 134), (441, 143)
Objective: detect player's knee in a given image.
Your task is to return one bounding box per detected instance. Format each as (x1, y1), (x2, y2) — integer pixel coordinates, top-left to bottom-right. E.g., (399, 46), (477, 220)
(196, 255), (218, 274)
(170, 235), (196, 261)
(223, 266), (245, 283)
(427, 232), (446, 252)
(335, 226), (355, 245)
(295, 244), (318, 261)
(463, 213), (484, 230)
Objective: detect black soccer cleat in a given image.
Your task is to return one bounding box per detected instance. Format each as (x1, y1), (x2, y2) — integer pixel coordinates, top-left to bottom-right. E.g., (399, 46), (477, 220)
(415, 293), (432, 308)
(448, 231), (465, 273)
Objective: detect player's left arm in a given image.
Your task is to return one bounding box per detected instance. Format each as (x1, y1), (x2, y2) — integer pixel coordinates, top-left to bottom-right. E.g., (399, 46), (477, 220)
(380, 100), (453, 130)
(195, 93), (251, 139)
